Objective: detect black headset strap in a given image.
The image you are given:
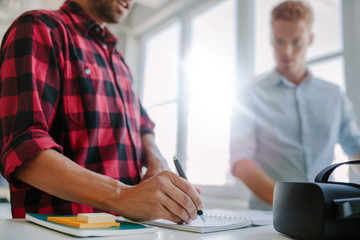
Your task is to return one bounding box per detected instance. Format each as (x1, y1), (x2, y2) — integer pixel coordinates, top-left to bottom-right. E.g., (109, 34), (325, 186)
(315, 160), (360, 187)
(315, 160), (360, 219)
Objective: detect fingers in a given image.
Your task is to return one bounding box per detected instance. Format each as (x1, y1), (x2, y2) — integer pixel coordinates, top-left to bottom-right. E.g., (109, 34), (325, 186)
(150, 172), (196, 221)
(162, 210), (183, 224)
(159, 192), (192, 223)
(122, 171), (203, 223)
(169, 173), (203, 212)
(162, 181), (198, 222)
(149, 192), (183, 223)
(157, 172), (203, 222)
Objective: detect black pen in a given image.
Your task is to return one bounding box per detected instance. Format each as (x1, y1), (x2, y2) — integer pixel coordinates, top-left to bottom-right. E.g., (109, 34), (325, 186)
(173, 156), (205, 222)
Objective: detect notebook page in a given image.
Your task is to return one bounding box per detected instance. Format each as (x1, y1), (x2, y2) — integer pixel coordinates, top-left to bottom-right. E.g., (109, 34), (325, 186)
(153, 215), (250, 228)
(205, 208), (273, 226)
(141, 213), (252, 233)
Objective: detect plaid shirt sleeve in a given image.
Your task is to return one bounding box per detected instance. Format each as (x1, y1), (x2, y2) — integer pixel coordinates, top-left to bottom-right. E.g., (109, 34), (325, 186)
(139, 103), (155, 136)
(0, 13), (63, 187)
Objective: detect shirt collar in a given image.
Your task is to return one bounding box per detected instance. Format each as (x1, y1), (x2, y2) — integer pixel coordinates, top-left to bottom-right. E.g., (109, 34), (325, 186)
(61, 0), (118, 46)
(269, 69), (315, 88)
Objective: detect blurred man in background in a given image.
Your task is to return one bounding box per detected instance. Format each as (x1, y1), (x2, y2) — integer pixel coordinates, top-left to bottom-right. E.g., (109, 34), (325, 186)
(230, 0), (360, 210)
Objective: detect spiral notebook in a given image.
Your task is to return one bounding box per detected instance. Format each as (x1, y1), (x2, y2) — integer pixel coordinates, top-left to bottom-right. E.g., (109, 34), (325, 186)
(139, 211), (253, 233)
(205, 208), (273, 226)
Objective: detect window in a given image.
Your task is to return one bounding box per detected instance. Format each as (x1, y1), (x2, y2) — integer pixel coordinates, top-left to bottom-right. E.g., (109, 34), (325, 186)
(139, 0), (347, 194)
(141, 0), (237, 187)
(186, 0), (236, 186)
(142, 22), (181, 165)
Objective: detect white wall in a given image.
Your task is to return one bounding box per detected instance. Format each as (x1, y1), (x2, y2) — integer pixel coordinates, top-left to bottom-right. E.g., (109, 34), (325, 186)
(0, 0), (61, 40)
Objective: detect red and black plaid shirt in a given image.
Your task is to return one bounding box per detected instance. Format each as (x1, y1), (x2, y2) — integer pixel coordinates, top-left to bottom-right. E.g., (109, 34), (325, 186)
(0, 0), (155, 218)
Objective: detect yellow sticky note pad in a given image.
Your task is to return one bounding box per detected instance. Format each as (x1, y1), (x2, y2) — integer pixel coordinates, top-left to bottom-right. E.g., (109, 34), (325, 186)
(77, 213), (116, 223)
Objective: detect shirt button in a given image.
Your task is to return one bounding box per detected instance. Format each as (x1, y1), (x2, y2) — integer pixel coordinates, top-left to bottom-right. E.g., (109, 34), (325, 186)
(103, 44), (108, 50)
(85, 67), (91, 75)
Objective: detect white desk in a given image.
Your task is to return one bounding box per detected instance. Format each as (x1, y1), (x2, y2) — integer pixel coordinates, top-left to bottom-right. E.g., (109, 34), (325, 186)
(0, 218), (292, 240)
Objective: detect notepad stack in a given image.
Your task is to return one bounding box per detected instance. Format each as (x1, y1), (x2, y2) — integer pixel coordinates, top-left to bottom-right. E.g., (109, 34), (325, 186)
(25, 213), (158, 237)
(47, 213), (119, 228)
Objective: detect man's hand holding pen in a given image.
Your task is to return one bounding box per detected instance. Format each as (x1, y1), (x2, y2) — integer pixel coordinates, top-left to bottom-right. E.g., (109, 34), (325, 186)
(116, 171), (204, 224)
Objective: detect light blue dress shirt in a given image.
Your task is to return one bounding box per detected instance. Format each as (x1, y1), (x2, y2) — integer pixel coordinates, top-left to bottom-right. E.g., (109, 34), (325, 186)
(230, 70), (360, 210)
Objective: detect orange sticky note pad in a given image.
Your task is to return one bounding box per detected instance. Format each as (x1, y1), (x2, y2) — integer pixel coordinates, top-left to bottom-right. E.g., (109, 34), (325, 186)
(47, 216), (119, 228)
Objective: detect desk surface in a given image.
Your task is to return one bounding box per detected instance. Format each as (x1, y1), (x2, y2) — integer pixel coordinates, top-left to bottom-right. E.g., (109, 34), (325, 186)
(0, 219), (292, 240)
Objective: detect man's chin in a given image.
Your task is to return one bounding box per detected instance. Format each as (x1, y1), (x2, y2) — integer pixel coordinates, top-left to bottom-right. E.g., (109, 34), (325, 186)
(104, 15), (126, 24)
(113, 12), (128, 24)
(278, 64), (295, 72)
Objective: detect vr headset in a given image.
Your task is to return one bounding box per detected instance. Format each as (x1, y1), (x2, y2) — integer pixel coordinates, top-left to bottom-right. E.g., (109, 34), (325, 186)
(273, 160), (360, 240)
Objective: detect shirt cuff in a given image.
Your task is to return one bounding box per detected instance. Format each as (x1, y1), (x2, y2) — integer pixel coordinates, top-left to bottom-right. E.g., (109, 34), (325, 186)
(230, 141), (255, 175)
(140, 128), (154, 136)
(1, 130), (63, 189)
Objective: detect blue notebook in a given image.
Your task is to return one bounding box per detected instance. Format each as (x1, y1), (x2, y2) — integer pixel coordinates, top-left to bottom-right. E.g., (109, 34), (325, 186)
(25, 213), (158, 237)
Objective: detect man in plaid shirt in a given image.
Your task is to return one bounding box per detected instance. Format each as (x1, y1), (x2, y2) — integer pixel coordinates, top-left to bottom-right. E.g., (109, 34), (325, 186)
(0, 0), (203, 223)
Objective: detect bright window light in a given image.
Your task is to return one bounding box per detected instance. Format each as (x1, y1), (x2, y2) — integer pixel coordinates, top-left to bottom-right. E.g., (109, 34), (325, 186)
(186, 0), (236, 186)
(142, 22), (181, 167)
